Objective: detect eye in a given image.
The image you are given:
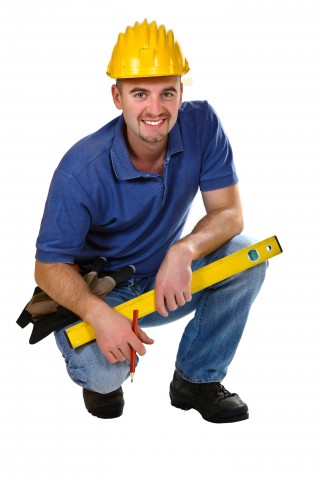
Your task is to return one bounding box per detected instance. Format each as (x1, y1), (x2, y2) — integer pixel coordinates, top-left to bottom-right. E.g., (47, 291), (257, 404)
(162, 91), (174, 99)
(133, 92), (147, 99)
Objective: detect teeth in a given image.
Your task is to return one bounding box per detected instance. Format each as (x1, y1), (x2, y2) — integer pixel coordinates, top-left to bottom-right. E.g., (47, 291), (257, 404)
(144, 120), (163, 126)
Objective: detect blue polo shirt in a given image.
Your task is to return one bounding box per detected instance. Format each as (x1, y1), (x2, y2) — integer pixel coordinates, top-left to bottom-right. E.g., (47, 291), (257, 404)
(36, 100), (238, 276)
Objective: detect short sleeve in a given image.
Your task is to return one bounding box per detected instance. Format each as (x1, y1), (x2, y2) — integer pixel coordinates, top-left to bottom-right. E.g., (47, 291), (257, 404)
(35, 168), (92, 263)
(199, 103), (238, 191)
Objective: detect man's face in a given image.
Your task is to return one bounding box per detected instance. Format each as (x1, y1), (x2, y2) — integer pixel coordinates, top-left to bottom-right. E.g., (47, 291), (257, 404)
(112, 76), (183, 147)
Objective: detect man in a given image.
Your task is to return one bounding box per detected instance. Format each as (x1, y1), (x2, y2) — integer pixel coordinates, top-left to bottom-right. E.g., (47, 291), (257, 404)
(34, 19), (267, 423)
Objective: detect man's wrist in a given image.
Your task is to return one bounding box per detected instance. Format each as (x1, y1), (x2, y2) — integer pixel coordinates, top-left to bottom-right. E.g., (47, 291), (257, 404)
(169, 239), (196, 264)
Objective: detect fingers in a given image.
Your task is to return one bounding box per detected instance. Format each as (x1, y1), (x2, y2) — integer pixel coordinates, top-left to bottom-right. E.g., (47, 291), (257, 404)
(130, 333), (147, 357)
(156, 289), (192, 316)
(137, 326), (154, 345)
(104, 343), (144, 364)
(101, 328), (150, 364)
(156, 291), (168, 317)
(105, 349), (126, 364)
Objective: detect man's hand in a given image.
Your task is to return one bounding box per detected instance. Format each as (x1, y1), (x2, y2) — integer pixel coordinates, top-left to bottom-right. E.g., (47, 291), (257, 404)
(34, 260), (154, 363)
(89, 306), (154, 364)
(155, 243), (193, 317)
(154, 185), (244, 317)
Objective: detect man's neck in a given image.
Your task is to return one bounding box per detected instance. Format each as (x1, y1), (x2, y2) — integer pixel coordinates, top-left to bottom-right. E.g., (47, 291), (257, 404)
(130, 149), (166, 175)
(126, 134), (168, 175)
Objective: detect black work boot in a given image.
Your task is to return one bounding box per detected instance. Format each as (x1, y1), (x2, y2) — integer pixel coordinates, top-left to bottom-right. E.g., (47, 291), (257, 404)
(83, 387), (124, 419)
(170, 370), (248, 423)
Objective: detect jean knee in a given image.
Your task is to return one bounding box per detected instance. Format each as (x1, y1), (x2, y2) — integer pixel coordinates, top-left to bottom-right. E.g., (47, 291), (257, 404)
(242, 259), (268, 296)
(68, 362), (129, 393)
(226, 234), (268, 282)
(229, 233), (259, 251)
(63, 343), (130, 394)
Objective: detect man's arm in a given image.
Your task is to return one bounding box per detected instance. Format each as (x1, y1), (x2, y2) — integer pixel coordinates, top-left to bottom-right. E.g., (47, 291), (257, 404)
(155, 183), (243, 316)
(34, 261), (154, 361)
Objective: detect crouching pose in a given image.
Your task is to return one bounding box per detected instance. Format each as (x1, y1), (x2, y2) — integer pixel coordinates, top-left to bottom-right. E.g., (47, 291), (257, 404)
(34, 19), (267, 423)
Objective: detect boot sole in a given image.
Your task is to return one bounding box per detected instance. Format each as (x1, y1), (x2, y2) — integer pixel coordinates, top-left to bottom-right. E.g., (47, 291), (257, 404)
(86, 407), (124, 419)
(170, 394), (249, 424)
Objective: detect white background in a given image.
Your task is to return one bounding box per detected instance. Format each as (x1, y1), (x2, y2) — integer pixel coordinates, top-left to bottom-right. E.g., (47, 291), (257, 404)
(1, 1), (319, 478)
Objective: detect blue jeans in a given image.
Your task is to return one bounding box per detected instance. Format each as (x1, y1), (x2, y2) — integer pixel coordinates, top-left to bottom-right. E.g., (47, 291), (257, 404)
(54, 235), (267, 393)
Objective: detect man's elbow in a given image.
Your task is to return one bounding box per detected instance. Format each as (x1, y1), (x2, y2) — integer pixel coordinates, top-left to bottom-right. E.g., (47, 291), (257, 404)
(238, 216), (244, 234)
(34, 259), (45, 287)
(34, 259), (55, 288)
(234, 210), (244, 235)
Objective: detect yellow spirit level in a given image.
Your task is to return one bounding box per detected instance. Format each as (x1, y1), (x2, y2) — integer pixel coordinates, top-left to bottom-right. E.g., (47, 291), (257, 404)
(65, 235), (282, 349)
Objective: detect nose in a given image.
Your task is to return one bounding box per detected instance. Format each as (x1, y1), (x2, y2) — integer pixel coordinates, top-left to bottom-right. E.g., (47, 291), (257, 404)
(145, 95), (163, 116)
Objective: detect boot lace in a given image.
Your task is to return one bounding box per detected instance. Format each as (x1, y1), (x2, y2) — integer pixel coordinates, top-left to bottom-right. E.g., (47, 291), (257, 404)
(207, 383), (234, 399)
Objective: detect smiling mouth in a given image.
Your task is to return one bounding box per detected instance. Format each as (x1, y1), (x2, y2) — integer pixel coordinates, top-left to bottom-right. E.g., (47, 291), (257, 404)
(142, 119), (166, 126)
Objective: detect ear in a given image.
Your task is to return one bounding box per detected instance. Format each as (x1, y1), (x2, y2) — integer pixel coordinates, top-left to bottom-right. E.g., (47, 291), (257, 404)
(179, 81), (183, 107)
(111, 84), (122, 110)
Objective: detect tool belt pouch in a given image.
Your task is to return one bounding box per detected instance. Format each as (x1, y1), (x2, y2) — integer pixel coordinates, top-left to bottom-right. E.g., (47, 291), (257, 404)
(16, 262), (135, 345)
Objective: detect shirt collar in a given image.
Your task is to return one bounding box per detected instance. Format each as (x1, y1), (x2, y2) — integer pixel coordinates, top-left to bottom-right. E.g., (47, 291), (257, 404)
(110, 114), (184, 180)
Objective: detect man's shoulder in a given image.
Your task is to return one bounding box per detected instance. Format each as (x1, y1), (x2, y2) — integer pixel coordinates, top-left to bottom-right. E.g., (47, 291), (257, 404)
(178, 100), (219, 133)
(179, 100), (218, 122)
(179, 100), (212, 114)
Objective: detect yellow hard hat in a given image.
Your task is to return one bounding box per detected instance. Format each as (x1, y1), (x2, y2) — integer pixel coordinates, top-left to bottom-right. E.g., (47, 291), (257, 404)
(107, 19), (190, 79)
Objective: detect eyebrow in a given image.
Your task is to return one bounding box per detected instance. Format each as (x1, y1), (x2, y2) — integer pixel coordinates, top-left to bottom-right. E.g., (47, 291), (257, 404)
(128, 86), (178, 94)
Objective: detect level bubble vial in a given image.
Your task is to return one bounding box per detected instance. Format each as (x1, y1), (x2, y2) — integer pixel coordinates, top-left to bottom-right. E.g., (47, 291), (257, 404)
(248, 249), (260, 262)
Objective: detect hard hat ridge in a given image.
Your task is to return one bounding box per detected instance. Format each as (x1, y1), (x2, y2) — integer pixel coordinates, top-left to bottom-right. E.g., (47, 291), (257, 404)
(107, 19), (190, 79)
